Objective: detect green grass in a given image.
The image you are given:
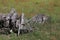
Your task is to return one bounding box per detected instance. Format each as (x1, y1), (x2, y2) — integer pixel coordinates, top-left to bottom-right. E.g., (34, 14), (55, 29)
(0, 0), (60, 40)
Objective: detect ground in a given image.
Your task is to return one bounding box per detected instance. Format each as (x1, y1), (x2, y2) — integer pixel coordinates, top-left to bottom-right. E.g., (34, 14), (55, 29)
(0, 0), (60, 40)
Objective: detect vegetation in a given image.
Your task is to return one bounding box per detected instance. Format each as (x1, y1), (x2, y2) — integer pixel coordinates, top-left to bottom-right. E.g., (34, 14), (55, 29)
(0, 0), (60, 40)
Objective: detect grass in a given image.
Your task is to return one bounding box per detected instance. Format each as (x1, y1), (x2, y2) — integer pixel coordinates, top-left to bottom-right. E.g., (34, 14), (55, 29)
(0, 0), (60, 40)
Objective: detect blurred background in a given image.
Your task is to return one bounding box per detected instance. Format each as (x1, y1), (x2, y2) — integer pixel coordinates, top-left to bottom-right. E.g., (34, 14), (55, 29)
(0, 0), (60, 40)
